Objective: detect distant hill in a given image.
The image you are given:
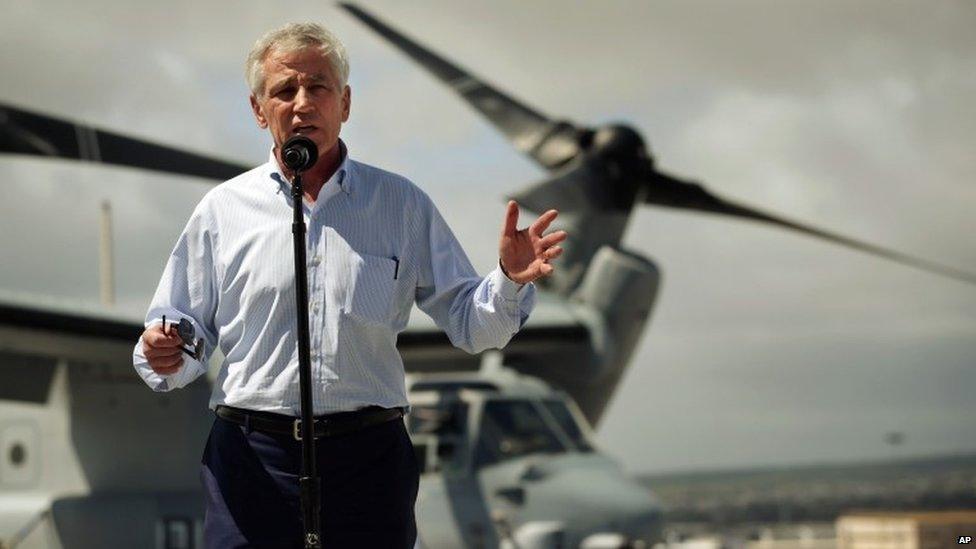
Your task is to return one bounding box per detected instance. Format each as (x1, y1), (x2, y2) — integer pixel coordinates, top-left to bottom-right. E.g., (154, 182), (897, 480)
(637, 453), (976, 525)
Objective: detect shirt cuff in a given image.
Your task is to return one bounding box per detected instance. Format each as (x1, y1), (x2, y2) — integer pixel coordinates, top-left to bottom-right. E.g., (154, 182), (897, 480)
(490, 264), (526, 300)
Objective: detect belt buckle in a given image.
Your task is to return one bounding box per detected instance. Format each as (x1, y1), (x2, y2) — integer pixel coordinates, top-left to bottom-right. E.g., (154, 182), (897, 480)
(293, 419), (302, 441)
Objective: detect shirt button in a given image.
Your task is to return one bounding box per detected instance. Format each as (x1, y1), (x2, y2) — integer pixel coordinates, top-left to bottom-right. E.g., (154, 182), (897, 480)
(310, 256), (321, 266)
(311, 302), (320, 312)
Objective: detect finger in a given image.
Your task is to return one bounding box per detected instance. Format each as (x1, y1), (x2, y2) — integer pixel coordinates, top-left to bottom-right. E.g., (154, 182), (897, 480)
(501, 200), (519, 238)
(145, 334), (184, 349)
(529, 209), (559, 237)
(544, 246), (564, 260)
(144, 345), (184, 359)
(540, 262), (555, 276)
(144, 327), (183, 348)
(537, 230), (568, 249)
(151, 354), (184, 371)
(151, 361), (183, 376)
(157, 353), (184, 368)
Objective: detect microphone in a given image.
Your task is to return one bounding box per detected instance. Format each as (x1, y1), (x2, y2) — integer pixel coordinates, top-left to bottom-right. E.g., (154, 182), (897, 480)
(281, 136), (318, 173)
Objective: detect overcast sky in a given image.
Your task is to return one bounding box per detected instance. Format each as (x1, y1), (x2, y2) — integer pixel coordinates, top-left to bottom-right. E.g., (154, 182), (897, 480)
(2, 0), (974, 474)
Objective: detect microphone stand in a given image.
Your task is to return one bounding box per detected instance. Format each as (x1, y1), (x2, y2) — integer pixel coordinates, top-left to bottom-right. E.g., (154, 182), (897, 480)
(289, 164), (322, 549)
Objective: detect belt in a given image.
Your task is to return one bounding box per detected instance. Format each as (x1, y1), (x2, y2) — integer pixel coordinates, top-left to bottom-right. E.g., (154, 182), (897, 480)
(215, 405), (405, 440)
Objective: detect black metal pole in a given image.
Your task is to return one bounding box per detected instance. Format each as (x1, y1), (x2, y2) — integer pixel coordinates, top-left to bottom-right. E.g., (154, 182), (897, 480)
(291, 172), (322, 548)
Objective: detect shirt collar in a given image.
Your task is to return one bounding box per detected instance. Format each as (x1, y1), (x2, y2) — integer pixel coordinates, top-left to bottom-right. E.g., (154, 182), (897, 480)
(267, 139), (353, 196)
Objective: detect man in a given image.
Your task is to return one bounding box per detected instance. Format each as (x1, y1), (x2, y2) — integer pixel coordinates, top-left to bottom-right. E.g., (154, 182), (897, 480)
(133, 22), (566, 548)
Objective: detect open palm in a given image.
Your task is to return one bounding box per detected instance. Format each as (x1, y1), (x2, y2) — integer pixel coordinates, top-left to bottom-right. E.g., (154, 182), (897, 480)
(498, 200), (568, 284)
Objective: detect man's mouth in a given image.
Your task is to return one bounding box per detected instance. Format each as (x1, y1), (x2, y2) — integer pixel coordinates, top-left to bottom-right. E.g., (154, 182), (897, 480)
(293, 125), (317, 135)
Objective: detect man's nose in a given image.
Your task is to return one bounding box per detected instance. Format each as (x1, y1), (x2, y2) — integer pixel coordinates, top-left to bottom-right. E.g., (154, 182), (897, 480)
(293, 87), (313, 112)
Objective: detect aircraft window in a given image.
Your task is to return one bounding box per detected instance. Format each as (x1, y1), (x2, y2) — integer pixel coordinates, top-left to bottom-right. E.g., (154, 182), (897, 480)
(408, 402), (467, 436)
(542, 400), (594, 452)
(437, 439), (455, 457)
(475, 400), (566, 467)
(408, 402), (467, 473)
(0, 350), (57, 403)
(9, 443), (26, 466)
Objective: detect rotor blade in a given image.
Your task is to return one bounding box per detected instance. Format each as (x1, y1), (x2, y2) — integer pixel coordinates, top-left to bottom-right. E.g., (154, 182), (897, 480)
(339, 2), (581, 169)
(1, 101), (247, 181)
(647, 171), (976, 285)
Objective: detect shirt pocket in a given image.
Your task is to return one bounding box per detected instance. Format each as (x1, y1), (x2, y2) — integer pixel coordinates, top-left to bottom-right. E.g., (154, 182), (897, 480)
(346, 252), (397, 326)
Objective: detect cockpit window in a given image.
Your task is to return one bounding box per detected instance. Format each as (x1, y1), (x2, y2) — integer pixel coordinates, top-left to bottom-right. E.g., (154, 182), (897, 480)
(475, 400), (566, 467)
(542, 399), (594, 452)
(408, 401), (467, 436)
(407, 401), (468, 474)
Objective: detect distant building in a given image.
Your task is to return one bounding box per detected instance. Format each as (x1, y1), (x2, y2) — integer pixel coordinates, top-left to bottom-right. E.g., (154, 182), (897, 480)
(837, 510), (976, 549)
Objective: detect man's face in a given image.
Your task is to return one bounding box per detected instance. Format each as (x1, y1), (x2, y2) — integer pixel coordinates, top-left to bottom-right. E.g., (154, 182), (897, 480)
(249, 46), (351, 161)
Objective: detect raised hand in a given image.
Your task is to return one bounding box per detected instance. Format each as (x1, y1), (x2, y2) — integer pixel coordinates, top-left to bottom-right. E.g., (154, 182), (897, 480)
(498, 200), (568, 284)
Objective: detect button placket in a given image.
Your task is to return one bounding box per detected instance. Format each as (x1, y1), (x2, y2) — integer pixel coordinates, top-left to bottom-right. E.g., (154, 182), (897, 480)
(319, 230), (335, 385)
(306, 225), (323, 382)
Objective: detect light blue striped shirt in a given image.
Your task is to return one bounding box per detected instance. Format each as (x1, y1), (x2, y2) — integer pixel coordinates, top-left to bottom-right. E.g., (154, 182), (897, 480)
(133, 143), (535, 415)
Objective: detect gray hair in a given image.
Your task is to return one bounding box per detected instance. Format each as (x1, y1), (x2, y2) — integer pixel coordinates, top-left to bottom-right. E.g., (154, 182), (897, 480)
(245, 22), (350, 97)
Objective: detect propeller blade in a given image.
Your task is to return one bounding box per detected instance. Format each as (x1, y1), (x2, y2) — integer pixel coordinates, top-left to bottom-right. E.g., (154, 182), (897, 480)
(646, 171), (976, 285)
(339, 2), (582, 169)
(0, 101), (247, 181)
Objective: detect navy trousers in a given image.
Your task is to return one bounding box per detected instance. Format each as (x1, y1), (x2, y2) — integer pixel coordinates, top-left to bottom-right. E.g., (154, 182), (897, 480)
(201, 414), (419, 548)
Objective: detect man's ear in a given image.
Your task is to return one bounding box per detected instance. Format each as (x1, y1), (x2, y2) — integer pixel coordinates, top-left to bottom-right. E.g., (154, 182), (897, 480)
(250, 94), (268, 129)
(341, 85), (351, 122)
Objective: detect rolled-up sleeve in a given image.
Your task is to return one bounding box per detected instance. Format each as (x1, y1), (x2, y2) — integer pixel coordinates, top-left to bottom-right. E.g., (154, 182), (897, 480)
(414, 200), (536, 354)
(133, 200), (220, 391)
